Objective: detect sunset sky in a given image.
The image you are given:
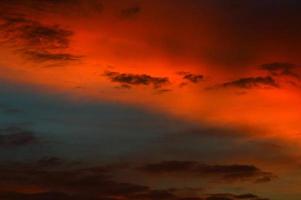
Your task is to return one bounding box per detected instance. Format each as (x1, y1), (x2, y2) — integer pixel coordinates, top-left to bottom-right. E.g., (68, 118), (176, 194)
(0, 1), (301, 200)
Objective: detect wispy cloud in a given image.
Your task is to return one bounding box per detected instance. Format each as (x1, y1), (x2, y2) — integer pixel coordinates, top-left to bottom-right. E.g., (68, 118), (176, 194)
(209, 76), (279, 90)
(260, 62), (300, 79)
(0, 13), (80, 64)
(178, 72), (204, 84)
(0, 158), (270, 200)
(138, 160), (275, 183)
(104, 71), (170, 89)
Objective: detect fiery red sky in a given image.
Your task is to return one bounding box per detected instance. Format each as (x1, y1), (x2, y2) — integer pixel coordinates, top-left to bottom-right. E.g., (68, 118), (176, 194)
(0, 1), (300, 200)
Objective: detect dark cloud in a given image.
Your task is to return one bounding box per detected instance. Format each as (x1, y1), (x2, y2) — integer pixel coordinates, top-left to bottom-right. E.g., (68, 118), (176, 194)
(0, 127), (39, 147)
(210, 76), (279, 90)
(0, 13), (80, 64)
(0, 14), (72, 49)
(120, 6), (142, 19)
(0, 158), (270, 200)
(24, 51), (81, 62)
(235, 193), (260, 199)
(0, 192), (77, 200)
(0, 191), (269, 200)
(138, 161), (275, 183)
(260, 62), (300, 79)
(0, 158), (148, 198)
(0, 159), (146, 200)
(204, 193), (269, 200)
(18, 24), (72, 50)
(0, 0), (103, 16)
(179, 72), (204, 84)
(104, 71), (170, 89)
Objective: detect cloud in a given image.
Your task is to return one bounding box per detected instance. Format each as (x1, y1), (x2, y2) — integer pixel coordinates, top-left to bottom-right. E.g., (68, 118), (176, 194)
(0, 13), (80, 64)
(260, 62), (300, 79)
(0, 158), (270, 200)
(18, 24), (72, 50)
(0, 126), (39, 147)
(210, 76), (279, 90)
(138, 161), (275, 183)
(0, 191), (269, 200)
(104, 71), (170, 89)
(0, 192), (77, 200)
(0, 0), (103, 16)
(179, 72), (204, 84)
(0, 14), (72, 49)
(204, 193), (269, 200)
(0, 159), (148, 198)
(24, 51), (81, 62)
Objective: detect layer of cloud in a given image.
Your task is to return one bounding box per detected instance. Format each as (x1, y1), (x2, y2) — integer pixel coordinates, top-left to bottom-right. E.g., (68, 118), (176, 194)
(260, 62), (300, 79)
(0, 0), (103, 16)
(138, 161), (275, 183)
(0, 191), (269, 200)
(0, 12), (79, 64)
(104, 71), (170, 89)
(178, 72), (204, 84)
(210, 76), (278, 90)
(24, 51), (81, 63)
(0, 158), (270, 200)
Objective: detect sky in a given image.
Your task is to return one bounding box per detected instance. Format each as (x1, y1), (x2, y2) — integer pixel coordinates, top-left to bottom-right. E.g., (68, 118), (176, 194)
(0, 0), (300, 199)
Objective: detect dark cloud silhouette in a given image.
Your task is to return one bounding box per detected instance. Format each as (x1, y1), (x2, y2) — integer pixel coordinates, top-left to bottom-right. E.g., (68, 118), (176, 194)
(179, 72), (204, 84)
(24, 51), (81, 62)
(0, 192), (78, 200)
(0, 158), (270, 200)
(235, 193), (260, 199)
(0, 161), (147, 198)
(18, 24), (72, 50)
(204, 193), (269, 200)
(0, 0), (103, 15)
(210, 76), (279, 90)
(104, 71), (170, 89)
(260, 62), (300, 79)
(0, 13), (80, 64)
(0, 191), (269, 200)
(0, 127), (39, 147)
(0, 14), (72, 49)
(138, 161), (275, 183)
